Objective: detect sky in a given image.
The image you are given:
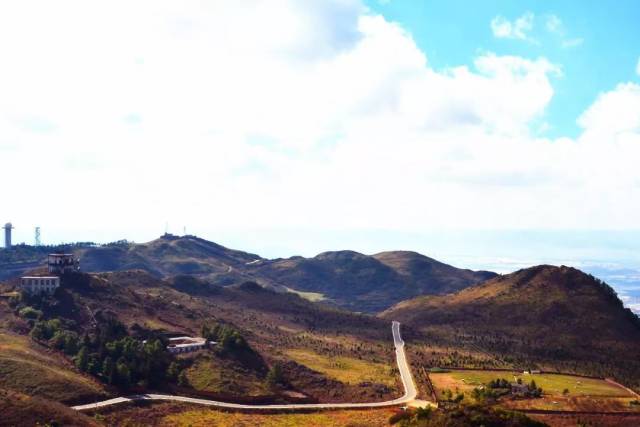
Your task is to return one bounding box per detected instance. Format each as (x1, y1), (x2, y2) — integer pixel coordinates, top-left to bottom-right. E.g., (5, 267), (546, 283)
(1, 1), (640, 276)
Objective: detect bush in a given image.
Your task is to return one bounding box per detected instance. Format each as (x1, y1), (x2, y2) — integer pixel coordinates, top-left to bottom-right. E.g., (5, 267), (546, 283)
(265, 363), (284, 389)
(388, 410), (411, 425)
(18, 306), (42, 320)
(30, 318), (63, 341)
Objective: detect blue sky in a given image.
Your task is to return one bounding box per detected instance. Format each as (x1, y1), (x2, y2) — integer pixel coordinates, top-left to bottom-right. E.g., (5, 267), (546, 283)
(367, 0), (640, 138)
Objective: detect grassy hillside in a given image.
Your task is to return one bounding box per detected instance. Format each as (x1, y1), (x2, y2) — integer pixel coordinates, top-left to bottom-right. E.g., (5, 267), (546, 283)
(0, 389), (99, 427)
(373, 251), (496, 295)
(382, 265), (640, 390)
(1, 269), (400, 412)
(0, 297), (106, 404)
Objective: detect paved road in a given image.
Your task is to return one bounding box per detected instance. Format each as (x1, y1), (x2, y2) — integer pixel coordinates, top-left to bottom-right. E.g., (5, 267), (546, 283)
(73, 321), (418, 412)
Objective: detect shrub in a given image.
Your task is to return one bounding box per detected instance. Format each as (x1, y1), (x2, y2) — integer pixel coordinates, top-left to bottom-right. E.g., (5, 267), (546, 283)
(18, 306), (42, 320)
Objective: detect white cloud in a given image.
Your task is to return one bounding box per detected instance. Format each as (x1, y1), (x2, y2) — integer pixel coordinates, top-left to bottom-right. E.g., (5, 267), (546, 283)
(545, 14), (583, 48)
(0, 1), (638, 247)
(546, 14), (563, 34)
(637, 57), (640, 76)
(578, 83), (640, 134)
(561, 38), (583, 48)
(491, 12), (535, 42)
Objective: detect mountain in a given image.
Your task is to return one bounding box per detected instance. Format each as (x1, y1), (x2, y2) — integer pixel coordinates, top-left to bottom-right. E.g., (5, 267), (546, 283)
(248, 250), (496, 312)
(1, 236), (496, 312)
(382, 265), (640, 387)
(0, 235), (263, 285)
(373, 251), (496, 295)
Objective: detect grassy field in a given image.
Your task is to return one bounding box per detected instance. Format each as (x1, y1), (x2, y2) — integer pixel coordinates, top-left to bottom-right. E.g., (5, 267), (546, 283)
(429, 369), (637, 412)
(284, 349), (396, 387)
(184, 354), (266, 396)
(161, 408), (394, 427)
(430, 370), (632, 398)
(98, 402), (396, 427)
(284, 287), (326, 302)
(503, 396), (640, 412)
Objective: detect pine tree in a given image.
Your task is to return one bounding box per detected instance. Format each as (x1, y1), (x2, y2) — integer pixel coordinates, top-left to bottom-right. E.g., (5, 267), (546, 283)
(75, 346), (89, 372)
(265, 363), (283, 389)
(102, 356), (115, 385)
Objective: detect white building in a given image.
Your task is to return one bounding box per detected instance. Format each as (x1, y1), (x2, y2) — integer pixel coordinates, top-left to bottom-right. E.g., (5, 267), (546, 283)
(166, 336), (212, 354)
(20, 276), (60, 295)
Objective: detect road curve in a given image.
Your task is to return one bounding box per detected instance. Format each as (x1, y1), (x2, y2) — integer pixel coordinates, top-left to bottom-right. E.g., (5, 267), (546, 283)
(73, 321), (418, 412)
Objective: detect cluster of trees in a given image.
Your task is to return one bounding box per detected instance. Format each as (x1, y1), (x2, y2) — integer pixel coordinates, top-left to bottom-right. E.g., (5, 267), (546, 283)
(29, 313), (172, 389)
(389, 406), (433, 425)
(30, 318), (81, 355)
(477, 377), (542, 400)
(74, 318), (171, 388)
(487, 378), (511, 389)
(441, 389), (464, 403)
(521, 379), (543, 398)
(201, 322), (251, 354)
(389, 405), (545, 427)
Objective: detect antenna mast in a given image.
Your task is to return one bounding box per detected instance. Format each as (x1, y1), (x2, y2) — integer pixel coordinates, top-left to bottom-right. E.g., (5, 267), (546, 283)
(35, 227), (41, 246)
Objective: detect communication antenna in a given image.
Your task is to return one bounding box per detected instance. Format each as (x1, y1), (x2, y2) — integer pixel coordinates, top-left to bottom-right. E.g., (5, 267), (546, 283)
(35, 227), (41, 246)
(183, 226), (187, 236)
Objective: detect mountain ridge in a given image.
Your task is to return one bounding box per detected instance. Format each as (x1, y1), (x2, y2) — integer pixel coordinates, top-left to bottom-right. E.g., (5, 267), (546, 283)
(1, 234), (497, 313)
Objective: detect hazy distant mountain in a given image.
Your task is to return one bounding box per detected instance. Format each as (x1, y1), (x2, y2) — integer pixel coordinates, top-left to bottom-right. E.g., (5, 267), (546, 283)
(247, 250), (496, 312)
(373, 250), (496, 295)
(1, 235), (495, 312)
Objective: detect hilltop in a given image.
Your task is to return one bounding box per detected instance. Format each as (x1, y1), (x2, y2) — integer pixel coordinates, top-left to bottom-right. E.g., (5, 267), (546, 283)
(382, 265), (640, 388)
(75, 235), (263, 286)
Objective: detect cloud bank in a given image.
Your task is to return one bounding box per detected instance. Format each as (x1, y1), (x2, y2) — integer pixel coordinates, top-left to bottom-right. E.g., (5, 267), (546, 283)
(0, 0), (638, 244)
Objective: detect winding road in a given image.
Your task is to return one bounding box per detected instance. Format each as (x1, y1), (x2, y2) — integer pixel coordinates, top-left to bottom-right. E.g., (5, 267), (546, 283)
(73, 321), (418, 412)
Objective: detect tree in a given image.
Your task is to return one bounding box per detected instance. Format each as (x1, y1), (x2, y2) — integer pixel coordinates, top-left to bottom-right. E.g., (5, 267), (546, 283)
(87, 356), (101, 375)
(178, 370), (189, 387)
(75, 346), (89, 372)
(167, 361), (181, 382)
(415, 406), (432, 420)
(116, 360), (131, 388)
(102, 356), (115, 385)
(265, 363), (284, 389)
